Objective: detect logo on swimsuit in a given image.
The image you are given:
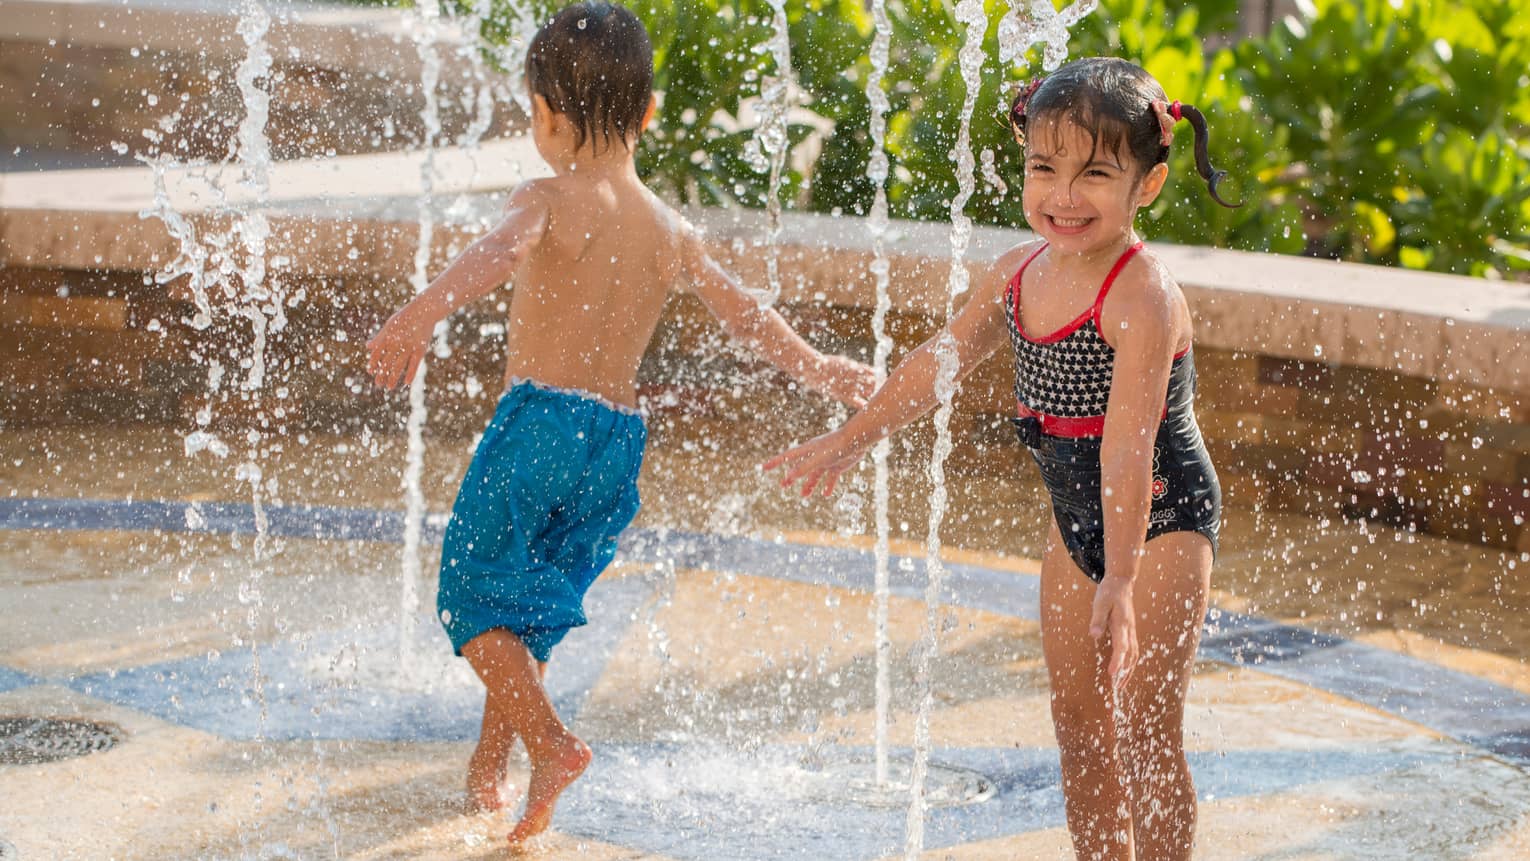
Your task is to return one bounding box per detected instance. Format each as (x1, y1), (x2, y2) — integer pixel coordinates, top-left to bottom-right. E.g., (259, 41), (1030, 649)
(1151, 447), (1168, 501)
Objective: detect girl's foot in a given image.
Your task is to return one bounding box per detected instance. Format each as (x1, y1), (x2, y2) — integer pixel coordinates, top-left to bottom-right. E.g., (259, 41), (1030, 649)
(508, 733), (592, 845)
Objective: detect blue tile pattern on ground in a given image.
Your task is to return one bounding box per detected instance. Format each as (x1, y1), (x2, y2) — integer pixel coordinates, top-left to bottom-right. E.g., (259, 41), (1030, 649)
(5, 496), (1530, 766)
(62, 575), (653, 741)
(554, 743), (1449, 860)
(0, 665), (36, 694)
(0, 497), (421, 543)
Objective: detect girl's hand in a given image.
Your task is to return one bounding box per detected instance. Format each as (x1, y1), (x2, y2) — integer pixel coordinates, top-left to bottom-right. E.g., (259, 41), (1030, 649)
(1089, 573), (1139, 690)
(366, 310), (433, 390)
(807, 355), (877, 410)
(762, 428), (871, 497)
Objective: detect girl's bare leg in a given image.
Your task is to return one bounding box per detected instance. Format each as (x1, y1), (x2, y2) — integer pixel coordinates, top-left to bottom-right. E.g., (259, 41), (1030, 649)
(1041, 521), (1133, 861)
(1119, 531), (1211, 861)
(466, 659), (549, 812)
(1041, 521), (1211, 861)
(463, 629), (591, 844)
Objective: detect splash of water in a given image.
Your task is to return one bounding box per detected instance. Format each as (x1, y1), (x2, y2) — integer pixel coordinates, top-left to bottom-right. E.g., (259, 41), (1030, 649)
(903, 0), (1097, 854)
(399, 0), (448, 675)
(225, 1), (284, 759)
(234, 0), (277, 395)
(483, 0), (538, 118)
(998, 0), (1099, 71)
(743, 0), (793, 306)
(445, 0), (502, 221)
(864, 0), (896, 789)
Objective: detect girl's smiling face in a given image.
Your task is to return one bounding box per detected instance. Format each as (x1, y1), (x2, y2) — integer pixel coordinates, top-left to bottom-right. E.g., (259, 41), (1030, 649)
(1021, 115), (1168, 257)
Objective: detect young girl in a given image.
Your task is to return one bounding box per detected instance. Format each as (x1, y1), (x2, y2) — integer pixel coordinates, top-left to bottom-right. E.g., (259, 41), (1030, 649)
(767, 57), (1235, 860)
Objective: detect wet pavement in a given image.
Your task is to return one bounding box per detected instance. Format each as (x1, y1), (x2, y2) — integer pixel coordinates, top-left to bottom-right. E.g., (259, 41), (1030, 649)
(1, 420), (1527, 859)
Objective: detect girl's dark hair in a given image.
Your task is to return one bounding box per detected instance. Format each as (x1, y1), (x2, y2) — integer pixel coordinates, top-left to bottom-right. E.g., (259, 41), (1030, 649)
(526, 2), (654, 153)
(1009, 57), (1239, 207)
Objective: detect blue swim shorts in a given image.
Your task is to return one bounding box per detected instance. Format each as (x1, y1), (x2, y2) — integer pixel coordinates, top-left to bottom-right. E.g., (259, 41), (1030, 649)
(437, 378), (647, 662)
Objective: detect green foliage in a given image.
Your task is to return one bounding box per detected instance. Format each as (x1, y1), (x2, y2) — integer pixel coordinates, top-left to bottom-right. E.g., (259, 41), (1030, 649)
(415, 0), (1529, 278)
(1392, 129), (1530, 275)
(1222, 0), (1530, 276)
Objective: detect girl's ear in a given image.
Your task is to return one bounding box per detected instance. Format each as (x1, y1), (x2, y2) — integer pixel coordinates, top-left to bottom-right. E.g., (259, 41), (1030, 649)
(1135, 162), (1169, 207)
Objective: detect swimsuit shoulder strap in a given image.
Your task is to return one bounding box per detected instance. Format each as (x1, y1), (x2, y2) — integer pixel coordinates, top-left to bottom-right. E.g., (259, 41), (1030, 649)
(1090, 241), (1145, 330)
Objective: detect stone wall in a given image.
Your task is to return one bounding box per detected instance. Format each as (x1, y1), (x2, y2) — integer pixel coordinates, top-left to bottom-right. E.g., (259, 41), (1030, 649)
(1, 247), (1526, 553)
(1, 132), (1526, 552)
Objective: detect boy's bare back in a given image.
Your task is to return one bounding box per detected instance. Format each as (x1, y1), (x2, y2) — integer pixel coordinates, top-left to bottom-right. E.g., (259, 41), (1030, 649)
(369, 149), (871, 411)
(496, 170), (688, 408)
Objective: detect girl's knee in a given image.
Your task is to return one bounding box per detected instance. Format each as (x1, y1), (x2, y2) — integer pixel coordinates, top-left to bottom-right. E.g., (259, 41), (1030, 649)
(1046, 697), (1107, 743)
(1122, 735), (1189, 786)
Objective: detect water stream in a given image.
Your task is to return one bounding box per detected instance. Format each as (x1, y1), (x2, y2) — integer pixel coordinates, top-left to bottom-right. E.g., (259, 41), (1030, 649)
(864, 0), (896, 790)
(398, 0), (447, 678)
(744, 0), (794, 306)
(903, 1), (1098, 854)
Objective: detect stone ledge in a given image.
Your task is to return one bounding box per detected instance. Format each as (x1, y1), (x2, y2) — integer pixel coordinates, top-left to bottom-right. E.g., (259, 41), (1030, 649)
(3, 0), (475, 81)
(2, 141), (1526, 394)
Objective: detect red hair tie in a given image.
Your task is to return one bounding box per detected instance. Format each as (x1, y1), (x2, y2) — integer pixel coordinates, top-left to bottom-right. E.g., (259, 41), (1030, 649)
(1008, 77), (1047, 147)
(1150, 98), (1180, 146)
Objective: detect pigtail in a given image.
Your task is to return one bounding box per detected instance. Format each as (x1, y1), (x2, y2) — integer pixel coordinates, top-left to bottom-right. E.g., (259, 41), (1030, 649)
(1175, 103), (1240, 209)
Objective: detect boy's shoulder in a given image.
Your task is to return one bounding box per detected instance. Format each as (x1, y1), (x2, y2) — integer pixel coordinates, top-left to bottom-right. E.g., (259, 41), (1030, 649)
(505, 176), (565, 208)
(495, 178), (561, 225)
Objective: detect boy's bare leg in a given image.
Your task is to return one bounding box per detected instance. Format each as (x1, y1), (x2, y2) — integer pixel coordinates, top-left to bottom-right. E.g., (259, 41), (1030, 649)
(465, 660), (549, 812)
(463, 629), (591, 844)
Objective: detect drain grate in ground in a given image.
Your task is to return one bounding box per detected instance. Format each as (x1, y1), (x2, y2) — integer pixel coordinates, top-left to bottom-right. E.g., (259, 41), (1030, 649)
(0, 716), (122, 765)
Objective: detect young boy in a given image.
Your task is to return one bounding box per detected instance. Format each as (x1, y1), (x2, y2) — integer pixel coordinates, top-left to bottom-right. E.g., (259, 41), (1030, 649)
(365, 1), (873, 845)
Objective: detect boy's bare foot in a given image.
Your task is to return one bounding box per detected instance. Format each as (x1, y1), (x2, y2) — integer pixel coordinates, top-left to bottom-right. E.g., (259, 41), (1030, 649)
(466, 745), (510, 813)
(508, 733), (592, 845)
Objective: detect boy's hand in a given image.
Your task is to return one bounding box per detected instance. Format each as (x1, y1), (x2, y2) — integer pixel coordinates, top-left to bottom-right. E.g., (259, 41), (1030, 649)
(762, 427), (869, 498)
(806, 355), (877, 410)
(366, 310), (433, 390)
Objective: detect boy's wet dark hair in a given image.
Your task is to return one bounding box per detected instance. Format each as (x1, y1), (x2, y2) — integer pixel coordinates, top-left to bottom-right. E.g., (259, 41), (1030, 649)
(526, 2), (654, 153)
(1009, 57), (1239, 207)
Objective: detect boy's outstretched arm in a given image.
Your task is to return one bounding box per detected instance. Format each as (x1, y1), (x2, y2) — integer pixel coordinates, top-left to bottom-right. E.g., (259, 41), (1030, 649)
(765, 243), (1034, 497)
(678, 227), (875, 409)
(366, 185), (550, 390)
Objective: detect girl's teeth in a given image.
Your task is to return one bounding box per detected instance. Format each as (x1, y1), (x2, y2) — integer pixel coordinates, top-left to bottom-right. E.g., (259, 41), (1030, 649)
(1053, 216), (1090, 227)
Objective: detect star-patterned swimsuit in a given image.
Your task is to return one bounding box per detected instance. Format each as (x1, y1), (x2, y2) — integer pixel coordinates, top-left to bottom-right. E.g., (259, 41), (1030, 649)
(1004, 241), (1221, 582)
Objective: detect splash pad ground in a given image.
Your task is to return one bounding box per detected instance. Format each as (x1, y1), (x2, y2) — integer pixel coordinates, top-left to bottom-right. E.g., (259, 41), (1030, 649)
(2, 428), (1529, 860)
(2, 13), (1527, 852)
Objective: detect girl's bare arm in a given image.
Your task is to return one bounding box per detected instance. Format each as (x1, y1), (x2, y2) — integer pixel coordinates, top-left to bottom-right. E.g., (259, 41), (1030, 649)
(766, 242), (1035, 496)
(1092, 258), (1186, 683)
(1098, 267), (1183, 582)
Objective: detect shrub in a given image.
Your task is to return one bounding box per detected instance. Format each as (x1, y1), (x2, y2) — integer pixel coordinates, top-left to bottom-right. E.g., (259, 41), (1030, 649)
(405, 0), (1529, 277)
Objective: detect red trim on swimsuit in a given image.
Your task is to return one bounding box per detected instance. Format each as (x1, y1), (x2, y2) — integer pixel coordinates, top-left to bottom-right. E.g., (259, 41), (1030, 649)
(1014, 401), (1108, 437)
(1090, 242), (1144, 334)
(1006, 242), (1144, 345)
(1007, 241), (1188, 438)
(1014, 398), (1177, 438)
